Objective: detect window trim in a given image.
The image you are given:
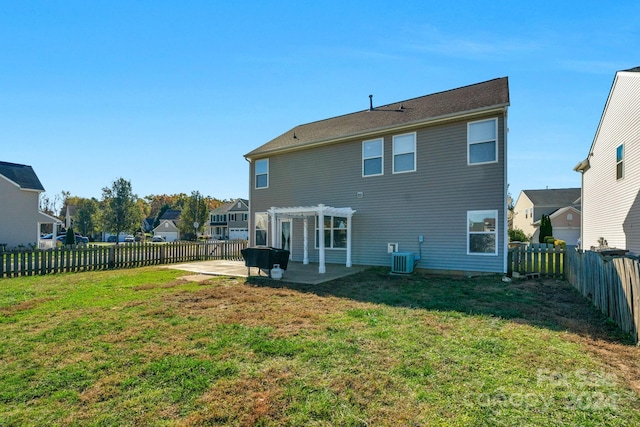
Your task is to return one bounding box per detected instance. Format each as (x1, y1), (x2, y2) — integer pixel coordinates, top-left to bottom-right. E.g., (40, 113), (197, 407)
(467, 210), (498, 256)
(254, 212), (268, 246)
(616, 144), (624, 180)
(362, 138), (384, 177)
(255, 158), (269, 189)
(314, 215), (348, 250)
(467, 118), (498, 165)
(392, 132), (416, 174)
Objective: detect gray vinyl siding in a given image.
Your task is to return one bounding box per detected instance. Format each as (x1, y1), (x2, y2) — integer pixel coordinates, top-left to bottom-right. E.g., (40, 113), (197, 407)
(249, 114), (506, 273)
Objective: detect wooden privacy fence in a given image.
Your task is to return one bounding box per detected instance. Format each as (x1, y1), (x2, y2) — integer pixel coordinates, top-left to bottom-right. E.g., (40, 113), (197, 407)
(507, 244), (566, 278)
(0, 240), (248, 279)
(565, 250), (640, 343)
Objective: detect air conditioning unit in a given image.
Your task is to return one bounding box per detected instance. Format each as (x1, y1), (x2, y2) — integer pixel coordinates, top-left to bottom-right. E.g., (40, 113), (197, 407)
(391, 252), (415, 274)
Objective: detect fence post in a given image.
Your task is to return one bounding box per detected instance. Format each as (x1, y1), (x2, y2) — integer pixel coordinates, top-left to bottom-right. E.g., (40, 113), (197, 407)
(108, 246), (115, 269)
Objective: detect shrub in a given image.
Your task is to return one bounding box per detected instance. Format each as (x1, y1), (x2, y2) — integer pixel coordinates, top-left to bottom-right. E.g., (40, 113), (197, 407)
(64, 226), (77, 246)
(508, 228), (530, 242)
(544, 236), (556, 245)
(554, 239), (566, 249)
(539, 214), (553, 243)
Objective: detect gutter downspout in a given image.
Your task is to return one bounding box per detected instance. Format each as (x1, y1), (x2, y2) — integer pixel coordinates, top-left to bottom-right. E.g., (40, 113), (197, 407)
(244, 157), (252, 246)
(573, 158), (590, 250)
(503, 107), (509, 274)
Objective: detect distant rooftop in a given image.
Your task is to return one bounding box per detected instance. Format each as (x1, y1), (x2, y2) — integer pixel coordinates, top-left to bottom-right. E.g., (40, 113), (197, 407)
(522, 188), (581, 207)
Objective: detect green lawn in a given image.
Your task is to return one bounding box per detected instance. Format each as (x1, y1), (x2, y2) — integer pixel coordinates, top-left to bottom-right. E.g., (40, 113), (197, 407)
(1, 267), (639, 426)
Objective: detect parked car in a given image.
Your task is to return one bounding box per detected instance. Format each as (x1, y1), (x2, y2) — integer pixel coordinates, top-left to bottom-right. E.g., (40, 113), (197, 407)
(107, 235), (117, 242)
(124, 235), (135, 243)
(152, 235), (165, 242)
(42, 233), (88, 244)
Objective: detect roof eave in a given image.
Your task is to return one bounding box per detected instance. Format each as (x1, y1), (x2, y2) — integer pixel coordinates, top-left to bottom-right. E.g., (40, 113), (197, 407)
(245, 103), (509, 160)
(573, 158), (590, 172)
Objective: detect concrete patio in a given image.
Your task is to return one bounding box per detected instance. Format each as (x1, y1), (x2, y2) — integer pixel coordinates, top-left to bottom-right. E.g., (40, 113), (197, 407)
(166, 260), (368, 285)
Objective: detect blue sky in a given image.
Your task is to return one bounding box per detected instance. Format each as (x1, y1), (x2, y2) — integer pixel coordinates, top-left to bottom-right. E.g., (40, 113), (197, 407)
(2, 1), (638, 205)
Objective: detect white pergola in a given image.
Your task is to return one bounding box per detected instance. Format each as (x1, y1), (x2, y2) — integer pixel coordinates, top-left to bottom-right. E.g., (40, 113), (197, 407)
(267, 204), (356, 274)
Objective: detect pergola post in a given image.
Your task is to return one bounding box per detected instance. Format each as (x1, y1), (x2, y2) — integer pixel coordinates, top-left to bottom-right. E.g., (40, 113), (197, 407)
(346, 214), (353, 267)
(270, 207), (277, 247)
(317, 204), (326, 274)
(303, 217), (309, 264)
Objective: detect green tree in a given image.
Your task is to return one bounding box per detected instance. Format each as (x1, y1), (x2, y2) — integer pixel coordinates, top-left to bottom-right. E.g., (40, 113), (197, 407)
(179, 191), (208, 240)
(75, 198), (100, 238)
(539, 214), (553, 243)
(101, 178), (143, 244)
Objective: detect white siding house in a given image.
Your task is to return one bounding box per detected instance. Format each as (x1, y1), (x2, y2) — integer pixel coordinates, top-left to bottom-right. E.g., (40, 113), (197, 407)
(575, 67), (640, 253)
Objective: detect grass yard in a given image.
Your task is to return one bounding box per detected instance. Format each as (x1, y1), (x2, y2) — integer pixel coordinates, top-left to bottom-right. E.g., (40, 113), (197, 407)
(1, 267), (640, 426)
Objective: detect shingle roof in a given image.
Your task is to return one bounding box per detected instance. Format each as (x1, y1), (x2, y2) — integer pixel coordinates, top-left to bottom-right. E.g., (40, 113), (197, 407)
(0, 161), (45, 191)
(211, 198), (249, 214)
(210, 202), (235, 214)
(245, 77), (509, 158)
(159, 209), (181, 221)
(522, 188), (581, 207)
(623, 66), (640, 73)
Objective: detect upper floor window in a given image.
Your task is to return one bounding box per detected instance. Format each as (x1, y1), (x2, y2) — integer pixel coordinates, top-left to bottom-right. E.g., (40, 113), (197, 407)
(467, 210), (498, 255)
(616, 144), (624, 180)
(229, 214), (237, 221)
(255, 159), (269, 189)
(363, 138), (383, 176)
(468, 118), (497, 165)
(393, 133), (416, 173)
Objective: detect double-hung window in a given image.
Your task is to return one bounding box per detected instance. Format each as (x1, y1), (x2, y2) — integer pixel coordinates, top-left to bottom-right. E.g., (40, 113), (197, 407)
(363, 138), (383, 176)
(467, 210), (498, 255)
(393, 133), (416, 173)
(468, 118), (498, 165)
(616, 144), (624, 180)
(315, 215), (348, 249)
(254, 213), (268, 246)
(255, 159), (269, 189)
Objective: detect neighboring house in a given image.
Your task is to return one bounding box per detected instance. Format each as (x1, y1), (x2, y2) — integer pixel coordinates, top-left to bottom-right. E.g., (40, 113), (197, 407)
(208, 198), (249, 240)
(0, 161), (60, 249)
(244, 77), (510, 274)
(574, 67), (640, 253)
(512, 188), (581, 244)
(143, 217), (155, 233)
(152, 209), (181, 242)
(153, 220), (180, 242)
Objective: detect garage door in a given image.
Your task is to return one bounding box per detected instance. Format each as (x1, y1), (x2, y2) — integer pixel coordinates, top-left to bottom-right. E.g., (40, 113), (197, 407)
(229, 228), (248, 240)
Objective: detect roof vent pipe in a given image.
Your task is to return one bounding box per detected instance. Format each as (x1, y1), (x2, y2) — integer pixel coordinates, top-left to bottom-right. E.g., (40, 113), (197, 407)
(369, 94), (373, 111)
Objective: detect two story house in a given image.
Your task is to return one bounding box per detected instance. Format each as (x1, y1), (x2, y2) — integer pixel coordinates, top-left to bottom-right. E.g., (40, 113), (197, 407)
(245, 78), (510, 274)
(575, 67), (640, 253)
(208, 198), (249, 240)
(512, 188), (581, 244)
(0, 161), (59, 249)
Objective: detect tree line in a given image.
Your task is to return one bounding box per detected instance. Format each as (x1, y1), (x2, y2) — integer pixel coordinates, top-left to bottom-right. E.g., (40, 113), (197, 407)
(39, 177), (225, 241)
